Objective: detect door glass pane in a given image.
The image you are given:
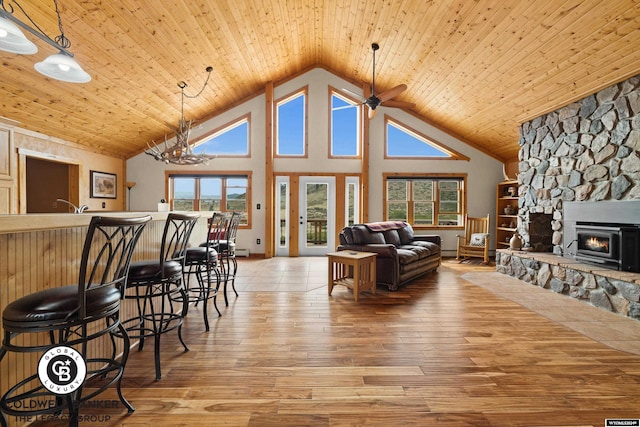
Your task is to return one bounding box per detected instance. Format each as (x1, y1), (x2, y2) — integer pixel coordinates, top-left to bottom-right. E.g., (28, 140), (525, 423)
(306, 183), (327, 247)
(279, 182), (288, 248)
(346, 182), (356, 226)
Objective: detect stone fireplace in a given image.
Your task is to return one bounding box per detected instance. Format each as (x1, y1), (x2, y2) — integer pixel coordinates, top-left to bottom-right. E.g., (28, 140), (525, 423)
(496, 74), (640, 320)
(516, 75), (640, 253)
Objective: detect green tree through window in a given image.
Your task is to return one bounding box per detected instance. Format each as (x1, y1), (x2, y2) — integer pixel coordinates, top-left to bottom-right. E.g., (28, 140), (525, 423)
(385, 176), (464, 227)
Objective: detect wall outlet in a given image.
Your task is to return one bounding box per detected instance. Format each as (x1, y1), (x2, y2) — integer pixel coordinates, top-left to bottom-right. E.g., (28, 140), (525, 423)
(257, 203), (261, 210)
(256, 238), (261, 245)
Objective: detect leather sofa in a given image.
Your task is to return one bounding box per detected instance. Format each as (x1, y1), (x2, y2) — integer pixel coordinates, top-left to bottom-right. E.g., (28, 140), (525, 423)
(337, 221), (441, 291)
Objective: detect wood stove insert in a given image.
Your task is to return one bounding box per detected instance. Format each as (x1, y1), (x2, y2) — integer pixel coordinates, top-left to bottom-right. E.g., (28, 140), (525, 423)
(575, 223), (640, 272)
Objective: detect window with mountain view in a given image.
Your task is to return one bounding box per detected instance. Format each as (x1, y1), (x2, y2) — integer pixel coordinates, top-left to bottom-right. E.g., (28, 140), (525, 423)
(168, 172), (250, 226)
(384, 175), (465, 227)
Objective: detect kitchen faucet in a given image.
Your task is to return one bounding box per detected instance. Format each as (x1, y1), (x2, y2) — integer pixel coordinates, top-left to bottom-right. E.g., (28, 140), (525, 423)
(56, 199), (89, 214)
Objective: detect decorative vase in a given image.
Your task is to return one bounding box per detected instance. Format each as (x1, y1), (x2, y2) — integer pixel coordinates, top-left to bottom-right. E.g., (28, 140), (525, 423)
(509, 232), (523, 250)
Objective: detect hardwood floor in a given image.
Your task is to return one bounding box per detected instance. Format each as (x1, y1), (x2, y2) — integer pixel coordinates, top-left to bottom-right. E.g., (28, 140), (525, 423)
(22, 258), (640, 427)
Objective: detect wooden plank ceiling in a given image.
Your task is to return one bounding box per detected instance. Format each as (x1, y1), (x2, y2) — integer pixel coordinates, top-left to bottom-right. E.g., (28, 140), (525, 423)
(1, 0), (639, 162)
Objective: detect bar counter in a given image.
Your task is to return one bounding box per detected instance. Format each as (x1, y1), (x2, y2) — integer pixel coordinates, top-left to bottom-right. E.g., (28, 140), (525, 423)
(0, 212), (208, 427)
(0, 211), (175, 234)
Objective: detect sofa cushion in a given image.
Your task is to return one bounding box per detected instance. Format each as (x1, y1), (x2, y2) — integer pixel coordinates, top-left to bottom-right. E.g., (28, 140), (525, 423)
(397, 223), (414, 244)
(365, 232), (386, 245)
(396, 248), (419, 265)
(409, 240), (440, 254)
(351, 225), (386, 245)
(342, 227), (354, 245)
(383, 229), (401, 246)
(350, 225), (368, 244)
(398, 244), (432, 259)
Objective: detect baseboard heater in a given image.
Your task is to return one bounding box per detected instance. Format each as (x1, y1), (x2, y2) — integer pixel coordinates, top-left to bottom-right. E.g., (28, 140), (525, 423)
(235, 248), (250, 257)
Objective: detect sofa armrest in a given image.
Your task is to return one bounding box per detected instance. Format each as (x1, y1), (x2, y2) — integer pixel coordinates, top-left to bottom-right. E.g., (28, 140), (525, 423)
(337, 243), (397, 258)
(411, 234), (441, 246)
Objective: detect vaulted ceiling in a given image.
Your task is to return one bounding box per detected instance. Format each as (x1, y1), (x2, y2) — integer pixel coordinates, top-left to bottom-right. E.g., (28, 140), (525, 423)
(1, 0), (640, 162)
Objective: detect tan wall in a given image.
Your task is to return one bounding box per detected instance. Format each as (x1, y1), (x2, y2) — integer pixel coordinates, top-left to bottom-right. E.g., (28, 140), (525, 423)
(0, 124), (126, 214)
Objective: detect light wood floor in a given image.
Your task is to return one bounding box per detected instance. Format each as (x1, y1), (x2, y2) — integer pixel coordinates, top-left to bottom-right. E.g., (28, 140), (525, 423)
(24, 258), (640, 427)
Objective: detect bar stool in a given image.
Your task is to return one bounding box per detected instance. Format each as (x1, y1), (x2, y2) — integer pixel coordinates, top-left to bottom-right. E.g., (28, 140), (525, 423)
(218, 212), (240, 305)
(119, 212), (199, 380)
(0, 215), (151, 427)
(182, 212), (225, 330)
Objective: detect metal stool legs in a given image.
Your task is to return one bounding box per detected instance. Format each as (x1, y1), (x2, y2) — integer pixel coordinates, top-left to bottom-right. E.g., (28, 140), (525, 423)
(0, 215), (150, 427)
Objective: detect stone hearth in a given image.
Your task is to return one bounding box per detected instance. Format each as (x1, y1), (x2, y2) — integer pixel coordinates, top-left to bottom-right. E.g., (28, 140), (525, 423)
(496, 250), (640, 320)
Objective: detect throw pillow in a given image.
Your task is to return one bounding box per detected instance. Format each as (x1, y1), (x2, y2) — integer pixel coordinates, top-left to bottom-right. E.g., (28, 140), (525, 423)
(397, 223), (414, 245)
(383, 229), (401, 247)
(469, 233), (489, 246)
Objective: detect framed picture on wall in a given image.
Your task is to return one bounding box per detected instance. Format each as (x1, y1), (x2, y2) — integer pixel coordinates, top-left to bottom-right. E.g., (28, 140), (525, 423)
(90, 170), (117, 199)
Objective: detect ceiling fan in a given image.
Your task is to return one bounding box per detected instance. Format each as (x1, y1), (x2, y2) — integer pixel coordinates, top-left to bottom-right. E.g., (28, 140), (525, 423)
(342, 43), (415, 119)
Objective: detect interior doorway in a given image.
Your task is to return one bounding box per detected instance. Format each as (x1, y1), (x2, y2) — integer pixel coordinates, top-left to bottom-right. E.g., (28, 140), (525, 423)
(26, 157), (79, 213)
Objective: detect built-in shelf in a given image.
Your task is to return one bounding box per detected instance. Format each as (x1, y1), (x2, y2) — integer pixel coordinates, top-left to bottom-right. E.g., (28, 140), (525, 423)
(496, 180), (519, 249)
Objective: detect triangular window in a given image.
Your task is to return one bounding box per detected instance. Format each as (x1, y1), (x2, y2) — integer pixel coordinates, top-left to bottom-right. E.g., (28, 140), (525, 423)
(194, 114), (250, 156)
(385, 116), (468, 160)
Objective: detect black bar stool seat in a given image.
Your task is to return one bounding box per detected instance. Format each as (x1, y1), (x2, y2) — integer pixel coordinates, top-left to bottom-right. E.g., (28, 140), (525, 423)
(0, 215), (151, 427)
(118, 212), (199, 381)
(182, 211), (224, 330)
(127, 260), (183, 283)
(2, 285), (120, 330)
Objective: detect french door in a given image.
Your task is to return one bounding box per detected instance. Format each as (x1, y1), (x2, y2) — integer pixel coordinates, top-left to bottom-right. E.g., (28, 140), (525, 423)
(275, 175), (359, 256)
(298, 176), (335, 256)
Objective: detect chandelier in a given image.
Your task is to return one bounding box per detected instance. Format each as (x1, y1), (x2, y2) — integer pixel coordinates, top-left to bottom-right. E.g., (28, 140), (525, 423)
(145, 66), (217, 166)
(0, 0), (90, 83)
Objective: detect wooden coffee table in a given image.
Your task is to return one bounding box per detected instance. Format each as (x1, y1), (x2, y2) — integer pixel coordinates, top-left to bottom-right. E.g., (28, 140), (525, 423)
(326, 251), (377, 301)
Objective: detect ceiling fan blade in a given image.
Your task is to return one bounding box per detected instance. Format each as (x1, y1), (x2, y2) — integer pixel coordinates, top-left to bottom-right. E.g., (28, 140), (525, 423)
(382, 100), (415, 109)
(368, 107), (378, 119)
(378, 84), (407, 103)
(363, 84), (371, 100)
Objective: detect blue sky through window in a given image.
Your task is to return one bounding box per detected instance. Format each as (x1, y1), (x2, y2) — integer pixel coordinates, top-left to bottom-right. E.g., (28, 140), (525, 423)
(194, 119), (248, 155)
(277, 93), (305, 155)
(331, 95), (359, 156)
(191, 86), (450, 159)
(386, 120), (451, 157)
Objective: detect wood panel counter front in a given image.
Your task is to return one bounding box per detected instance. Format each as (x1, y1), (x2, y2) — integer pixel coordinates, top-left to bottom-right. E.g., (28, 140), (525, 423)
(0, 212), (207, 427)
